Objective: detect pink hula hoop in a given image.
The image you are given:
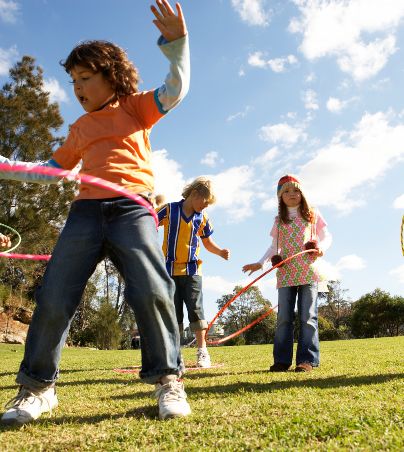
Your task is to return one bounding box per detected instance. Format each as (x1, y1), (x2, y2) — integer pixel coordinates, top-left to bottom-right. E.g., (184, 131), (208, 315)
(206, 249), (318, 345)
(0, 163), (158, 261)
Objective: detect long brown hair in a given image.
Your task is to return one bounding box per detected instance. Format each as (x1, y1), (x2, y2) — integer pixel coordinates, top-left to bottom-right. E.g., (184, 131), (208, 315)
(279, 189), (314, 224)
(61, 40), (140, 98)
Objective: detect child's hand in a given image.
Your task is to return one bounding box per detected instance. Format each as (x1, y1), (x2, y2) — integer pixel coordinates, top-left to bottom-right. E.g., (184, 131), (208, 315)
(151, 0), (187, 42)
(0, 233), (11, 248)
(271, 254), (283, 267)
(220, 248), (230, 260)
(242, 262), (262, 276)
(304, 240), (322, 258)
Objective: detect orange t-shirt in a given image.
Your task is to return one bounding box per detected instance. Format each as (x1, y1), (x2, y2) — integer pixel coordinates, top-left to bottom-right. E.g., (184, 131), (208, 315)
(52, 89), (164, 200)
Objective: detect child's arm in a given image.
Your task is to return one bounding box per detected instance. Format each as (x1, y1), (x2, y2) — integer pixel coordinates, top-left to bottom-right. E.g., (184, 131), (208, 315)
(151, 1), (190, 113)
(306, 210), (332, 258)
(0, 233), (11, 248)
(242, 221), (278, 275)
(201, 236), (230, 260)
(0, 155), (62, 184)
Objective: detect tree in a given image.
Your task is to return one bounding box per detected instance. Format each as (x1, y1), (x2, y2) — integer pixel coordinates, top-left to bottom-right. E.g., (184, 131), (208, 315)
(318, 280), (352, 330)
(92, 300), (122, 350)
(216, 285), (274, 345)
(351, 289), (404, 338)
(0, 56), (75, 296)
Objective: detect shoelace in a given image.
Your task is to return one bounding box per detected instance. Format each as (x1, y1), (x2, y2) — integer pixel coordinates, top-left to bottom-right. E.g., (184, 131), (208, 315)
(5, 388), (37, 410)
(156, 382), (185, 402)
(4, 387), (54, 413)
(197, 350), (209, 360)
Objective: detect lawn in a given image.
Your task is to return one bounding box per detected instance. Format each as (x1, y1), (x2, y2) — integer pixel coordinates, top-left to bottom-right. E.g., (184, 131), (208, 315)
(0, 337), (403, 451)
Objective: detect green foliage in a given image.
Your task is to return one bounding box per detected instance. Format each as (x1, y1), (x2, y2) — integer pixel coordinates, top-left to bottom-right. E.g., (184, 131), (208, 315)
(216, 285), (274, 344)
(92, 300), (122, 350)
(0, 56), (76, 295)
(351, 288), (404, 338)
(244, 309), (277, 344)
(318, 280), (352, 329)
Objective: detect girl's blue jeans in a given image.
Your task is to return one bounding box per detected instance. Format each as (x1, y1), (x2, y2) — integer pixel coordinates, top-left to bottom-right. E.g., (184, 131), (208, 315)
(16, 198), (181, 389)
(273, 283), (320, 367)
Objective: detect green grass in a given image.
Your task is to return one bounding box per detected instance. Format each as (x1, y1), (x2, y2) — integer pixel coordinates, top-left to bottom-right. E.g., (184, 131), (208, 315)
(0, 337), (403, 451)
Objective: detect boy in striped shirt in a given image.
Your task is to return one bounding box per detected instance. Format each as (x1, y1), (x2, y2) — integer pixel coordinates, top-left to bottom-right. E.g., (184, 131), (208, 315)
(158, 177), (230, 367)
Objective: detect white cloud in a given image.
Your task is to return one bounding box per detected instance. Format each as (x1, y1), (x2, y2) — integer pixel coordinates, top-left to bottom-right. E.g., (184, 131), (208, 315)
(253, 147), (279, 167)
(0, 45), (18, 75)
(299, 111), (404, 212)
(317, 254), (366, 281)
(290, 0), (404, 81)
(248, 51), (298, 72)
(200, 151), (223, 168)
(259, 122), (307, 147)
(261, 196), (278, 211)
(231, 0), (270, 27)
(390, 265), (404, 283)
(0, 0), (19, 23)
(305, 72), (316, 83)
(303, 89), (319, 110)
(204, 273), (276, 298)
(326, 97), (345, 113)
(227, 105), (252, 122)
(268, 55), (298, 73)
(393, 194), (404, 209)
(43, 78), (69, 104)
(336, 254), (366, 271)
(152, 151), (258, 222)
(209, 166), (257, 221)
(151, 149), (186, 201)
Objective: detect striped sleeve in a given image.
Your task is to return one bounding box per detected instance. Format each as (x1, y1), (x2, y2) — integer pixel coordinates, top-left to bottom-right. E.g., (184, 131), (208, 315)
(157, 204), (168, 226)
(0, 155), (62, 184)
(199, 215), (213, 238)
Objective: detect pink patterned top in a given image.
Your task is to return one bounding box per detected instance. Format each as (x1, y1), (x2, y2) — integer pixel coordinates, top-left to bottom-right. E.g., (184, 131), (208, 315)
(259, 207), (331, 289)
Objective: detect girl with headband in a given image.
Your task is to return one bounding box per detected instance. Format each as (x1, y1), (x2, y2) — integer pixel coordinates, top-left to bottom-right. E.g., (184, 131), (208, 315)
(242, 175), (332, 373)
(1, 0), (191, 425)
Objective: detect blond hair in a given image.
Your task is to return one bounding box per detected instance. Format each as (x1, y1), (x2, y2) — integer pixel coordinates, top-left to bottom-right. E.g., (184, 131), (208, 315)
(182, 177), (216, 204)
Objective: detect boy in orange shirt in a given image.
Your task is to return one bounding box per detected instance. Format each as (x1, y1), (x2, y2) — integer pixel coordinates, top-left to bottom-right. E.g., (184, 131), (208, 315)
(0, 0), (191, 424)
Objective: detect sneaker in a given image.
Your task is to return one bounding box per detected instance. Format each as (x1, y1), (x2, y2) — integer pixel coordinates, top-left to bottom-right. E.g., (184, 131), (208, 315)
(154, 379), (191, 420)
(1, 386), (58, 425)
(269, 363), (291, 372)
(295, 362), (313, 372)
(196, 348), (211, 368)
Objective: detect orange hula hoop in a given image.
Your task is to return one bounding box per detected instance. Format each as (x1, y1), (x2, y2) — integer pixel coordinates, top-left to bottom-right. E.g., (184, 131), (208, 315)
(205, 249), (318, 345)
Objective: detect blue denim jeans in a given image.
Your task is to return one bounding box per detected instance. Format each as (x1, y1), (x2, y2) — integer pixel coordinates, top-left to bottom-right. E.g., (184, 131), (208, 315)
(273, 283), (320, 367)
(172, 275), (208, 332)
(17, 198), (181, 389)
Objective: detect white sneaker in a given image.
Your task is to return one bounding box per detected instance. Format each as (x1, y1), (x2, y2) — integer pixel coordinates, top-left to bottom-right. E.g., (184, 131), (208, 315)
(196, 348), (211, 368)
(154, 379), (191, 420)
(1, 386), (58, 425)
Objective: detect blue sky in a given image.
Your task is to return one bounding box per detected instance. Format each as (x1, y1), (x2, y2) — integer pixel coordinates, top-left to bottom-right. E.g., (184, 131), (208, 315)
(1, 0), (404, 323)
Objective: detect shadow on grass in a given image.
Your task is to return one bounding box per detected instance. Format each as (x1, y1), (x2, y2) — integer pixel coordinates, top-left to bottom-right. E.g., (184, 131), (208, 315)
(185, 372), (404, 396)
(0, 405), (158, 431)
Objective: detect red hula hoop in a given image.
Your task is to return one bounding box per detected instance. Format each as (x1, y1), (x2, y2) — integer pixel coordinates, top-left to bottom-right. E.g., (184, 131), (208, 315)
(206, 249), (318, 345)
(0, 163), (158, 261)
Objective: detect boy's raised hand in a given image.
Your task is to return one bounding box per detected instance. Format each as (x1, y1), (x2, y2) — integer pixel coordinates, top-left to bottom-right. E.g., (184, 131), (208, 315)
(151, 0), (187, 42)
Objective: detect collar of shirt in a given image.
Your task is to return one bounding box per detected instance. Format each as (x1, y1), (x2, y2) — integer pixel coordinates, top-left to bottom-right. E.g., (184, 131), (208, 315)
(287, 206), (299, 218)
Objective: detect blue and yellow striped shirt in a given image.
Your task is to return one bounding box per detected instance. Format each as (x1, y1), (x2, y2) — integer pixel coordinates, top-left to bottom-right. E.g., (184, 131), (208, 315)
(157, 200), (214, 276)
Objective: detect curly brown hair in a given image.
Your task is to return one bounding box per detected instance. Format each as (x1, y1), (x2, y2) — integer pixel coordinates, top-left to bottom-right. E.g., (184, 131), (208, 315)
(61, 40), (140, 98)
(279, 190), (314, 224)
